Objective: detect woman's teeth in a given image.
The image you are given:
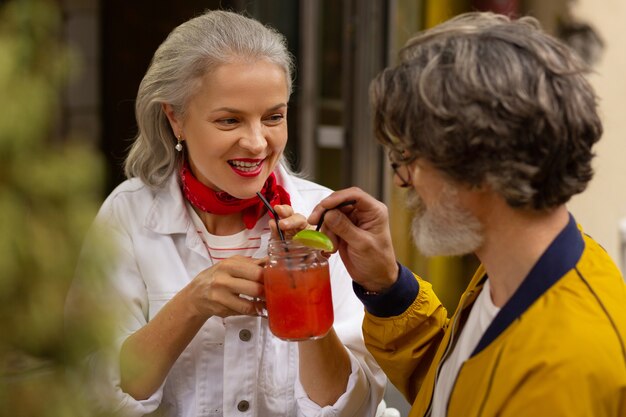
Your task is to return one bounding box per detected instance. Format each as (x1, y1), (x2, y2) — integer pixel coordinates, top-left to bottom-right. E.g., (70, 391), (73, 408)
(229, 160), (261, 172)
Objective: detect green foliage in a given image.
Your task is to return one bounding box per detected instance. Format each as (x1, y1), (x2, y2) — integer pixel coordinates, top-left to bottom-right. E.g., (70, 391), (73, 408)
(0, 0), (117, 415)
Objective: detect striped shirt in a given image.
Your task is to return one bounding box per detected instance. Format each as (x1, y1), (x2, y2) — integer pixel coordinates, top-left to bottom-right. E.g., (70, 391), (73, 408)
(186, 201), (271, 263)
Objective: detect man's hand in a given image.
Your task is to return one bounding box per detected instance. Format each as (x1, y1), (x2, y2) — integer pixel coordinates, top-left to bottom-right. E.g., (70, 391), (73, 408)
(308, 187), (398, 293)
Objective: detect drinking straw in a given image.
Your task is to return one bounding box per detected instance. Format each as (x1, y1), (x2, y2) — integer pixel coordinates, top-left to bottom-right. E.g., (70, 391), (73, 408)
(315, 200), (357, 232)
(256, 192), (286, 241)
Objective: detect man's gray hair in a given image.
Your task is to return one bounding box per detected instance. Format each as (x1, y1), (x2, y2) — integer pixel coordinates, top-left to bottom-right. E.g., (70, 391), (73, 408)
(124, 10), (294, 187)
(371, 12), (602, 210)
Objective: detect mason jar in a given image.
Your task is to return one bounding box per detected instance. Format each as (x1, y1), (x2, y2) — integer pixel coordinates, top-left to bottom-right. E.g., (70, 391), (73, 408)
(263, 239), (334, 341)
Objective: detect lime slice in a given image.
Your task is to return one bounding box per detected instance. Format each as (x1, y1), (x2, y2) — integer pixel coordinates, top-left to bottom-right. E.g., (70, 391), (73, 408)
(293, 229), (334, 251)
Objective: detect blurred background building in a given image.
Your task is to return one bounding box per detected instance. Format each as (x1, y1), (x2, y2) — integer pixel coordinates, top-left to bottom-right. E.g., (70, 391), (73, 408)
(44, 0), (626, 414)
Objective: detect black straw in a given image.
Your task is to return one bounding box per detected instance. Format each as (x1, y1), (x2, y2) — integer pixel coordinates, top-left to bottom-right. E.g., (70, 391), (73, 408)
(256, 192), (286, 241)
(316, 200), (357, 232)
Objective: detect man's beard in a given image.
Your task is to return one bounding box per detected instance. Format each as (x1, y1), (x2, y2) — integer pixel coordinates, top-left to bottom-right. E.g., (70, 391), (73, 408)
(406, 186), (484, 257)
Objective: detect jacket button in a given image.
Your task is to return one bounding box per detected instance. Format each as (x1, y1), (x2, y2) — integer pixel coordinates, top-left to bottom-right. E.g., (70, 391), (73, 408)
(237, 400), (250, 412)
(239, 329), (252, 342)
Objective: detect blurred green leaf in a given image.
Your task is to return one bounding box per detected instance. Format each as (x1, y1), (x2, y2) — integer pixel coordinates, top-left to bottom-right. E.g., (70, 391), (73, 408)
(0, 1), (118, 416)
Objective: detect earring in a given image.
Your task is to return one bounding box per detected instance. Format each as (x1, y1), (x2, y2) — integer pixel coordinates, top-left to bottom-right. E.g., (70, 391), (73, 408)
(175, 135), (183, 152)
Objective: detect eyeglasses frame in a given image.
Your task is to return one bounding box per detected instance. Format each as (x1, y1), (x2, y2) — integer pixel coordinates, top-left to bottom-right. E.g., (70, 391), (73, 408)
(388, 149), (414, 188)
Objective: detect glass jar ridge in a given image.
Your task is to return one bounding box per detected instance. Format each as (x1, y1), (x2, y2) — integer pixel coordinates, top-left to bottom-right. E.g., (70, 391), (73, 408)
(267, 239), (328, 268)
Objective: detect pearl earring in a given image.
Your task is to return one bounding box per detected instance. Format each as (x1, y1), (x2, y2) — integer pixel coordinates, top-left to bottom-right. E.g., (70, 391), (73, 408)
(175, 135), (183, 152)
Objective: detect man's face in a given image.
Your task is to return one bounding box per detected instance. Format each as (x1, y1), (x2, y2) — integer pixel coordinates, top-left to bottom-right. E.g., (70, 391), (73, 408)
(405, 161), (484, 257)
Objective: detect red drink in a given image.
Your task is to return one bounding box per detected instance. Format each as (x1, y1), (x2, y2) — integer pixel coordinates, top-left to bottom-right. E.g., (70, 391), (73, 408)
(264, 241), (334, 341)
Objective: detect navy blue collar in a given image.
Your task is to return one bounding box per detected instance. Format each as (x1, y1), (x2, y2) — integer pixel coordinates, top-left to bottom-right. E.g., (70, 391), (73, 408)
(472, 213), (585, 356)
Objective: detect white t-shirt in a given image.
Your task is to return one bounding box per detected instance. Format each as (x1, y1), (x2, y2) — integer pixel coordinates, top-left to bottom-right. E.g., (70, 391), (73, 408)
(431, 279), (500, 417)
(187, 202), (267, 262)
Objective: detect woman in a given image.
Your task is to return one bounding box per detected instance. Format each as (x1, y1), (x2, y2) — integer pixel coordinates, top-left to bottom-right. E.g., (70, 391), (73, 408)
(75, 10), (386, 417)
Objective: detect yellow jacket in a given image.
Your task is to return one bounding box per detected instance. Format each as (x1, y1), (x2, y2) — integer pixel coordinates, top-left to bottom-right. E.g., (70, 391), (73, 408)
(358, 216), (626, 416)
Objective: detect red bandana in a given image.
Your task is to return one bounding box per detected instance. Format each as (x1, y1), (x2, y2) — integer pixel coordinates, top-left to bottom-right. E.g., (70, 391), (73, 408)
(179, 162), (291, 229)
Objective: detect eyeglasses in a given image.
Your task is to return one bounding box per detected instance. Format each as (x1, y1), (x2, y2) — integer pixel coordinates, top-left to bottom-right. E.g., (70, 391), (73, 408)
(388, 150), (413, 188)
(382, 124), (415, 188)
(390, 162), (412, 188)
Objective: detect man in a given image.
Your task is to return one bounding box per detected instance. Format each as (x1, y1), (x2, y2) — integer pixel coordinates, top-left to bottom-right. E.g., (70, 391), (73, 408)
(309, 12), (626, 417)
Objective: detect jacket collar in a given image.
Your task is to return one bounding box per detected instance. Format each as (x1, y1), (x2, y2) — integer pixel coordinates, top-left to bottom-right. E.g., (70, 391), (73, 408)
(273, 165), (310, 215)
(471, 213), (585, 356)
(144, 172), (189, 235)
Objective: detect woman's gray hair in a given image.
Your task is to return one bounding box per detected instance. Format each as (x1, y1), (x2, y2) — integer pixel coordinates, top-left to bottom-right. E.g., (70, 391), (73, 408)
(371, 12), (602, 210)
(124, 10), (295, 187)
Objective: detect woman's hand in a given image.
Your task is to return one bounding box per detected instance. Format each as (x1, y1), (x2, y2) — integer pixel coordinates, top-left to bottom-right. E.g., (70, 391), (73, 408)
(185, 256), (265, 319)
(268, 204), (310, 240)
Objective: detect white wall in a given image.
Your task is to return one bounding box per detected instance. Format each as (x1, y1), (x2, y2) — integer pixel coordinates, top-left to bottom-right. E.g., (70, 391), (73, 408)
(567, 0), (626, 268)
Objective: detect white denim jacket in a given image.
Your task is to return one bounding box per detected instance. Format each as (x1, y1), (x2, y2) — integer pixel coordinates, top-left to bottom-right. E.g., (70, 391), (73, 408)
(74, 165), (386, 417)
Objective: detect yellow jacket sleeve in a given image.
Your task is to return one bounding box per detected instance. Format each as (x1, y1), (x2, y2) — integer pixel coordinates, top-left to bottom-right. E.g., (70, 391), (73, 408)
(361, 268), (448, 402)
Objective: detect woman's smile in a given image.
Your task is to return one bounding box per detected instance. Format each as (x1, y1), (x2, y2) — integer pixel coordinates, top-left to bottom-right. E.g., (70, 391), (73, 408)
(228, 158), (265, 177)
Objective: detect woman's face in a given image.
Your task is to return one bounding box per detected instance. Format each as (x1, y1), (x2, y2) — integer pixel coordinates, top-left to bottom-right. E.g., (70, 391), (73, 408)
(165, 60), (289, 199)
